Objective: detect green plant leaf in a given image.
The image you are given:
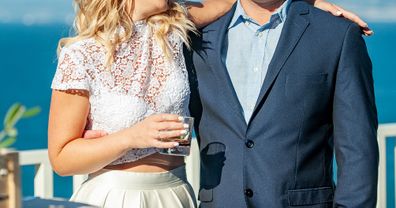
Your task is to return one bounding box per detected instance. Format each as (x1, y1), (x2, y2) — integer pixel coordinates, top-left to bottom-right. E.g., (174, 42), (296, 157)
(4, 103), (22, 126)
(0, 131), (5, 142)
(5, 128), (17, 138)
(0, 137), (16, 148)
(22, 106), (41, 119)
(1, 103), (41, 149)
(4, 103), (26, 129)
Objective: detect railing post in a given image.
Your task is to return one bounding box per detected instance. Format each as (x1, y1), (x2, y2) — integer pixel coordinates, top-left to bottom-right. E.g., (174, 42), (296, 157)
(378, 126), (386, 208)
(34, 162), (53, 198)
(19, 150), (53, 198)
(377, 124), (396, 208)
(394, 146), (396, 206)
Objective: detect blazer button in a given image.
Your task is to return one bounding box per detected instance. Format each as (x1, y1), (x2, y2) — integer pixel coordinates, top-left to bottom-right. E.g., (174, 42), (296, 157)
(244, 189), (254, 198)
(245, 140), (254, 148)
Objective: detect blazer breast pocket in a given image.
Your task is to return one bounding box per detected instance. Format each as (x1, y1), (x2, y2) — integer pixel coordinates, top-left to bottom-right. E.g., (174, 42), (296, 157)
(285, 73), (328, 101)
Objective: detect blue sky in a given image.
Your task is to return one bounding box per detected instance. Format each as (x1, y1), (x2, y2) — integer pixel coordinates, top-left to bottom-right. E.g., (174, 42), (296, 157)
(0, 0), (395, 25)
(0, 0), (74, 25)
(332, 0), (396, 22)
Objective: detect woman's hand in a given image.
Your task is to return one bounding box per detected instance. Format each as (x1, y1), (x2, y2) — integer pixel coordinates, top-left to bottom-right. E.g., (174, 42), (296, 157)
(83, 129), (108, 138)
(123, 114), (188, 149)
(83, 114), (189, 150)
(312, 0), (373, 36)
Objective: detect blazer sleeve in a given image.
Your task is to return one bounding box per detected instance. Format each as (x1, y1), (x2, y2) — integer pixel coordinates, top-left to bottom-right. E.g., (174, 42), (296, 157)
(333, 23), (379, 207)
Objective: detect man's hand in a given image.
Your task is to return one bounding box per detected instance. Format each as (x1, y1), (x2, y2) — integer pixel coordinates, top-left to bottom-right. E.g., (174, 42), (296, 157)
(83, 130), (108, 139)
(313, 0), (373, 36)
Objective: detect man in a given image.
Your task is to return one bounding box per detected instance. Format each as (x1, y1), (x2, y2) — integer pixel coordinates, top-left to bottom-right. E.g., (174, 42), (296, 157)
(82, 0), (377, 207)
(184, 0), (378, 207)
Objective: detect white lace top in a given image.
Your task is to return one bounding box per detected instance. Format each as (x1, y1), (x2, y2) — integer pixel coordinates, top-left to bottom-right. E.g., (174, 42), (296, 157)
(51, 21), (190, 165)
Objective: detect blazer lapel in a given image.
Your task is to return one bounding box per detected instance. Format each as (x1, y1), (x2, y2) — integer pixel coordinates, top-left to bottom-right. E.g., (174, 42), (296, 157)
(202, 4), (247, 123)
(250, 2), (311, 122)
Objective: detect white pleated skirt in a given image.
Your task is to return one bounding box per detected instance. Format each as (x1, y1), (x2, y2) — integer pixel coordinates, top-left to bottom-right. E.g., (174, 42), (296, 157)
(70, 166), (197, 208)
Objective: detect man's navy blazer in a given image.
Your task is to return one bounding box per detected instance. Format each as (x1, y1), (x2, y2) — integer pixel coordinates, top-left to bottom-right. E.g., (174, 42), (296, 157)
(184, 0), (379, 207)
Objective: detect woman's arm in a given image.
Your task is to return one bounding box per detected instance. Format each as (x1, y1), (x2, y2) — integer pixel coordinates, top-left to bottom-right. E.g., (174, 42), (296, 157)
(186, 0), (372, 35)
(48, 90), (185, 176)
(186, 0), (235, 28)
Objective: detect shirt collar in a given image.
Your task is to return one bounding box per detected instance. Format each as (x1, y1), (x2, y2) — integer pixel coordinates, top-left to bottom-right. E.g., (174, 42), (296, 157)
(228, 0), (291, 30)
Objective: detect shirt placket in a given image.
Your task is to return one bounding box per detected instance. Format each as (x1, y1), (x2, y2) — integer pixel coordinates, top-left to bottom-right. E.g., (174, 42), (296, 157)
(245, 21), (267, 121)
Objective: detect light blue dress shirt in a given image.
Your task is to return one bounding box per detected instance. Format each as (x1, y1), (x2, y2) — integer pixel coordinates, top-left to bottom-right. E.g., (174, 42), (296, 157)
(222, 0), (291, 122)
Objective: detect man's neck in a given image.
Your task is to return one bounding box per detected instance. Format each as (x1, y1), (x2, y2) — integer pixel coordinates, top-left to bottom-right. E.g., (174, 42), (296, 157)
(240, 0), (286, 25)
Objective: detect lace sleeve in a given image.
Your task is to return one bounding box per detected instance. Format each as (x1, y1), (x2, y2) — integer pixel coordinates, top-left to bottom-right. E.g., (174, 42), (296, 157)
(51, 47), (90, 92)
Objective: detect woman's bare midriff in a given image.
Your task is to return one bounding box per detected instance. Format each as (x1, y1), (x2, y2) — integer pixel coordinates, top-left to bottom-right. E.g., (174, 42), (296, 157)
(103, 153), (185, 172)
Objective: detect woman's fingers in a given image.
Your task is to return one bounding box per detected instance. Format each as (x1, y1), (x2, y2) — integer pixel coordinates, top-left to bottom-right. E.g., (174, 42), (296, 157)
(82, 130), (108, 139)
(332, 4), (373, 36)
(315, 1), (373, 36)
(362, 28), (374, 36)
(151, 114), (182, 122)
(316, 2), (341, 16)
(332, 4), (367, 27)
(159, 129), (187, 140)
(156, 121), (187, 131)
(151, 139), (180, 149)
(153, 129), (187, 148)
(132, 114), (190, 149)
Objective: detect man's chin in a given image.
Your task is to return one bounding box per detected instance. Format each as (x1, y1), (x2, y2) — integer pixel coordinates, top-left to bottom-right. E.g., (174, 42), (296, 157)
(148, 6), (170, 18)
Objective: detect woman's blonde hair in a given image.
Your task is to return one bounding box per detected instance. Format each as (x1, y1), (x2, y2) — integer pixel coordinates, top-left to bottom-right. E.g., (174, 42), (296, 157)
(58, 0), (196, 66)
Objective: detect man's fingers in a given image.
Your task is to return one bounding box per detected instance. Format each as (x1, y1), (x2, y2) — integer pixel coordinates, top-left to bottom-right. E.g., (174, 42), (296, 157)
(83, 130), (108, 139)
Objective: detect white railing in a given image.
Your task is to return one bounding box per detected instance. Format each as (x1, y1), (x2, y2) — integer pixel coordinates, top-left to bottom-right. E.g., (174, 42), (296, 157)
(17, 138), (201, 199)
(72, 138), (201, 199)
(377, 123), (396, 208)
(18, 149), (53, 198)
(17, 124), (396, 207)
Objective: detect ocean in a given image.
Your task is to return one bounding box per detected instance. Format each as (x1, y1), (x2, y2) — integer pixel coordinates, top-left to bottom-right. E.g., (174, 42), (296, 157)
(0, 22), (396, 200)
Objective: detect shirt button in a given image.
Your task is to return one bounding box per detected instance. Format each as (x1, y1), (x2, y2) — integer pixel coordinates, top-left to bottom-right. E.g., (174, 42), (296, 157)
(253, 67), (259, 72)
(245, 189), (254, 198)
(249, 104), (255, 111)
(256, 32), (264, 37)
(246, 140), (254, 148)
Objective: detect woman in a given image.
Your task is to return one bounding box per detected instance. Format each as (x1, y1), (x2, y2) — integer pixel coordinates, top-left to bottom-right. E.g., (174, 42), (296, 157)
(48, 0), (370, 207)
